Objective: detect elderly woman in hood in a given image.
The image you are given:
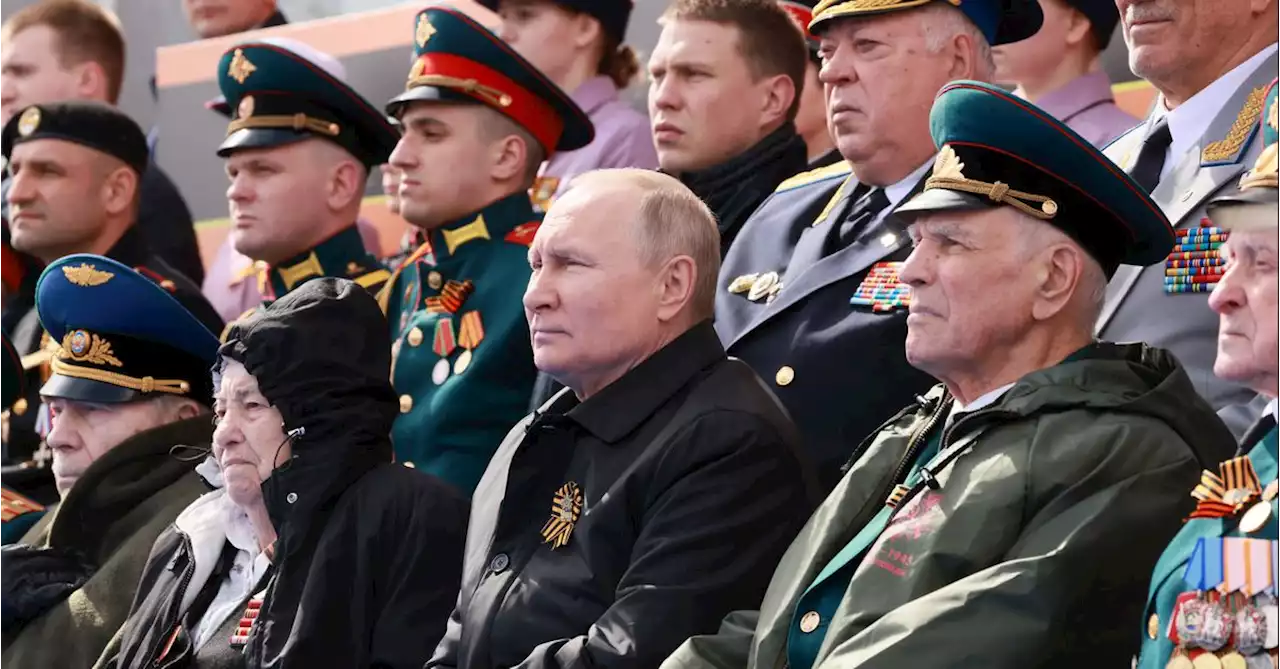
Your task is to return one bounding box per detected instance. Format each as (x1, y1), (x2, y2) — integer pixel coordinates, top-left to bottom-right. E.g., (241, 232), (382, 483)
(98, 278), (468, 669)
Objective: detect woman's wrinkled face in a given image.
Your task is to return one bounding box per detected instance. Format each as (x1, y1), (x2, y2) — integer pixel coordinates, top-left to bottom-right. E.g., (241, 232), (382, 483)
(212, 359), (290, 507)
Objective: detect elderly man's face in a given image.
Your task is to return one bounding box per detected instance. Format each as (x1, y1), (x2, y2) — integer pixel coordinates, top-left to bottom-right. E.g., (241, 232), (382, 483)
(6, 139), (120, 263)
(183, 0), (276, 39)
(817, 12), (960, 185)
(1116, 0), (1255, 95)
(524, 186), (663, 395)
(213, 359), (290, 508)
(1209, 226), (1279, 395)
(900, 209), (1038, 377)
(45, 397), (181, 498)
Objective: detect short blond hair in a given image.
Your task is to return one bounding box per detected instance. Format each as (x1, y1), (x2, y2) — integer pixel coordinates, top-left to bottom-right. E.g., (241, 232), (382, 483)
(2, 0), (126, 103)
(566, 169), (721, 319)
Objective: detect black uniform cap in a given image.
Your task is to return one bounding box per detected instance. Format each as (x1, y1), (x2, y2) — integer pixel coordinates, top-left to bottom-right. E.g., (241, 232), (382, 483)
(2, 102), (149, 175)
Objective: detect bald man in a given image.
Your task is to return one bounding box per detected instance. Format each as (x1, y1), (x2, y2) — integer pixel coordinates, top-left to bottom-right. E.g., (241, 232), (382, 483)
(430, 169), (817, 669)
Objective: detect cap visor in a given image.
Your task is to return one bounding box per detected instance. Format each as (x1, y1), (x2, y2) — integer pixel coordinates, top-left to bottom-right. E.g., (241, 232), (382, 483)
(894, 188), (993, 223)
(385, 86), (476, 117)
(40, 374), (139, 404)
(217, 128), (312, 157)
(1207, 197), (1279, 231)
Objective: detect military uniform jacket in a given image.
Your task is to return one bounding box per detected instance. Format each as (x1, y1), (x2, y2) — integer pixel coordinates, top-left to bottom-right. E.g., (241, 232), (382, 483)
(429, 323), (820, 669)
(1, 416), (211, 669)
(1098, 49), (1279, 437)
(222, 224), (391, 336)
(715, 165), (935, 490)
(1136, 415), (1279, 668)
(2, 226), (221, 508)
(663, 343), (1237, 669)
(383, 192), (541, 495)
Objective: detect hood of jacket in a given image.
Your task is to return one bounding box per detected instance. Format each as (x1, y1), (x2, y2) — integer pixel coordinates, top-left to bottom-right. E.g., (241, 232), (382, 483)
(949, 342), (1236, 468)
(218, 277), (396, 556)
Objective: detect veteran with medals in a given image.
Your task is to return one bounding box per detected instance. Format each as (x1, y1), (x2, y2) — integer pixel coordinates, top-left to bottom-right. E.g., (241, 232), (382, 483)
(428, 169), (817, 669)
(212, 40), (397, 333)
(663, 81), (1238, 669)
(2, 254), (218, 668)
(382, 7), (593, 495)
(1136, 80), (1280, 669)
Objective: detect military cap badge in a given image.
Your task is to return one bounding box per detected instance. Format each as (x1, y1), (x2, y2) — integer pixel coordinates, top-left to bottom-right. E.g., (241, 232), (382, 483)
(16, 107), (40, 137)
(227, 48), (257, 85)
(61, 263), (114, 287)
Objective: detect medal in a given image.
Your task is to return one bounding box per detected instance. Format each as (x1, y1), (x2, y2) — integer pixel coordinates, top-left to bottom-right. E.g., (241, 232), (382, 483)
(1223, 654), (1249, 669)
(1169, 654), (1196, 669)
(453, 349), (472, 375)
(1257, 592), (1278, 648)
(1243, 654), (1271, 669)
(1238, 605), (1269, 655)
(728, 273), (758, 294)
(540, 481), (583, 549)
(432, 358), (450, 385)
(1195, 654), (1224, 669)
(747, 272), (779, 301)
(1241, 503), (1273, 534)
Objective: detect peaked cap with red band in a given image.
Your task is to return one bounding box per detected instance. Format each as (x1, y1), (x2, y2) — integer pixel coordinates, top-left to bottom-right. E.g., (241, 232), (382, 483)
(896, 80), (1176, 278)
(386, 7), (593, 154)
(777, 0), (819, 51)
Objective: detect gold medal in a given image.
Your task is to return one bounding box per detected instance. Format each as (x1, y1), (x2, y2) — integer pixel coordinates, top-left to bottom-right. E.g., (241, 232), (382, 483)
(453, 349), (472, 375)
(407, 327), (424, 347)
(1219, 653), (1247, 669)
(727, 273), (758, 294)
(1240, 501), (1272, 534)
(1168, 654), (1195, 669)
(747, 271), (778, 301)
(1194, 653), (1224, 669)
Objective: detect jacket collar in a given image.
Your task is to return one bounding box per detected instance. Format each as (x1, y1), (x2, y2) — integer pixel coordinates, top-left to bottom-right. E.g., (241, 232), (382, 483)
(679, 123), (806, 219)
(428, 190), (538, 262)
(549, 321), (725, 443)
(267, 225), (378, 298)
(1034, 71), (1116, 123)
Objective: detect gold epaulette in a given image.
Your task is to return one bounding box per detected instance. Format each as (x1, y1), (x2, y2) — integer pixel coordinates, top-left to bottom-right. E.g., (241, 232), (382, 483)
(774, 161), (854, 193)
(353, 268), (392, 290)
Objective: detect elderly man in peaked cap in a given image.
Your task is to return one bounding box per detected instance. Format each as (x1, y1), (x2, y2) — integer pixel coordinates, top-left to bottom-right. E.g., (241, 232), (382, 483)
(2, 254), (219, 667)
(382, 7), (593, 495)
(664, 81), (1237, 669)
(1136, 80), (1280, 669)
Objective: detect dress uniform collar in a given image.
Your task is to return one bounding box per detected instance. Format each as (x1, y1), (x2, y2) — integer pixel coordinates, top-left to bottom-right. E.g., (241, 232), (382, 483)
(267, 225), (384, 298)
(558, 321), (726, 444)
(429, 190), (538, 261)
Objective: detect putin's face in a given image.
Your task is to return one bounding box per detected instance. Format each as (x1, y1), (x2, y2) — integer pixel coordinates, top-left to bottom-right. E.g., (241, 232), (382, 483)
(1209, 225), (1279, 396)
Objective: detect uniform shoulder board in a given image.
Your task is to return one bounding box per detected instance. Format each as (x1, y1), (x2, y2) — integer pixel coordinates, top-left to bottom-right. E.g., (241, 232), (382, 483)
(353, 269), (392, 290)
(1, 486), (44, 523)
(774, 161), (853, 194)
(504, 221), (541, 247)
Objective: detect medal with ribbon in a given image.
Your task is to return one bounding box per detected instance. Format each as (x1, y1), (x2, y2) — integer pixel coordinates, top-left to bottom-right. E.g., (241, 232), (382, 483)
(453, 311), (485, 375)
(1189, 456), (1263, 520)
(541, 481), (583, 549)
(425, 279), (475, 314)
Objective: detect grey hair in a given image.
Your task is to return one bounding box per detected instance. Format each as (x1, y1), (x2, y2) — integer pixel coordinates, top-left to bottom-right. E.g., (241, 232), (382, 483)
(1018, 216), (1108, 324)
(918, 3), (995, 78)
(564, 169), (722, 320)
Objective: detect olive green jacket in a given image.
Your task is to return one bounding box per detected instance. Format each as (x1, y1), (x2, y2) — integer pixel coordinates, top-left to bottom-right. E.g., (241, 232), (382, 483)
(663, 343), (1236, 669)
(1, 416), (211, 668)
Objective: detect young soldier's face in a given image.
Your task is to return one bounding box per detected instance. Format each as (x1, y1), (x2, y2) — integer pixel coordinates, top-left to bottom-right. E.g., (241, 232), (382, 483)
(389, 102), (510, 229)
(0, 26), (83, 125)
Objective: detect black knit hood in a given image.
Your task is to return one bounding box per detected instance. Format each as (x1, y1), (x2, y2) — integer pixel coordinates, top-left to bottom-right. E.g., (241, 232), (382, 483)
(217, 277), (395, 555)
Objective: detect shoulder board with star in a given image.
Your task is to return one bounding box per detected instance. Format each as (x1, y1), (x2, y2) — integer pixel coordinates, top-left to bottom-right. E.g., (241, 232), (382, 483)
(1, 486), (45, 523)
(504, 221), (541, 247)
(345, 263), (393, 293)
(773, 161), (854, 194)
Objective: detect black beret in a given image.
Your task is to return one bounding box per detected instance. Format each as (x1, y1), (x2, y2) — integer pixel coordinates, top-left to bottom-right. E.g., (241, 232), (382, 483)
(2, 102), (149, 176)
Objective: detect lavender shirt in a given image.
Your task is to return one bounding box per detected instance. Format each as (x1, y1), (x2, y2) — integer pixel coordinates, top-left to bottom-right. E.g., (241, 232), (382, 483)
(1034, 71), (1141, 148)
(531, 76), (658, 211)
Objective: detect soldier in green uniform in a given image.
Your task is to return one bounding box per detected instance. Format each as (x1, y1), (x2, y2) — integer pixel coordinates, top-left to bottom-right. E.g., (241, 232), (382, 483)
(1136, 79), (1280, 669)
(1, 332), (44, 544)
(213, 39), (397, 326)
(662, 81), (1238, 669)
(381, 7), (592, 494)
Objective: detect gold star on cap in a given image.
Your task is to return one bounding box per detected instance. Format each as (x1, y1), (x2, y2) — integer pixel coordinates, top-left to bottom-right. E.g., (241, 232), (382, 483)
(227, 48), (257, 85)
(16, 107), (40, 137)
(237, 95), (255, 119)
(416, 14), (436, 48)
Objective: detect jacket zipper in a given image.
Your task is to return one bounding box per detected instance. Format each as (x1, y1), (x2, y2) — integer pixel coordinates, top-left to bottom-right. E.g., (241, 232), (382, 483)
(888, 407), (1022, 516)
(148, 534), (196, 667)
(887, 395), (952, 489)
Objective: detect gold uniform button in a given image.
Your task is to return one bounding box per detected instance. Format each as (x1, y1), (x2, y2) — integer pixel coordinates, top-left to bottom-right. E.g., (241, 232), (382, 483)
(1147, 613), (1159, 640)
(799, 611), (820, 634)
(399, 394), (413, 413)
(407, 327), (424, 347)
(775, 365), (795, 386)
(427, 271), (443, 290)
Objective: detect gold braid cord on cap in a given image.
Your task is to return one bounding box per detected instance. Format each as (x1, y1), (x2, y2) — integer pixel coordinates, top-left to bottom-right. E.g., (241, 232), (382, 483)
(925, 146), (1060, 219)
(49, 358), (191, 396)
(226, 114), (340, 137)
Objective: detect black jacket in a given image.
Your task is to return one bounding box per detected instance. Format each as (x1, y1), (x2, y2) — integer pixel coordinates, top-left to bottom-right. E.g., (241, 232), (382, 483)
(429, 322), (819, 669)
(678, 123), (809, 256)
(138, 160), (204, 286)
(105, 279), (467, 669)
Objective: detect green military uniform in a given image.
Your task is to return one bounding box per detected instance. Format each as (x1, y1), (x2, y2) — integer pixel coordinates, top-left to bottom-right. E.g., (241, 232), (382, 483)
(662, 80), (1241, 669)
(1, 332), (45, 544)
(381, 7), (592, 494)
(1136, 79), (1280, 669)
(213, 40), (397, 326)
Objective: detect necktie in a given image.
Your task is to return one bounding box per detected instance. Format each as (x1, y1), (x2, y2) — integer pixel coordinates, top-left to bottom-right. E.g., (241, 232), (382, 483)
(826, 185), (890, 255)
(1129, 119), (1172, 193)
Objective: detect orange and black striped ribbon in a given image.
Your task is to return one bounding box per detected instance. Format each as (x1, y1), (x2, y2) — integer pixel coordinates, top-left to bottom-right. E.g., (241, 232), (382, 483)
(458, 311), (485, 350)
(1190, 456), (1262, 519)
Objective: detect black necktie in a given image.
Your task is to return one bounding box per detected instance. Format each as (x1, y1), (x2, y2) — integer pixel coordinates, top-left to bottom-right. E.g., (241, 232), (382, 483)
(1129, 119), (1172, 193)
(827, 185), (890, 255)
